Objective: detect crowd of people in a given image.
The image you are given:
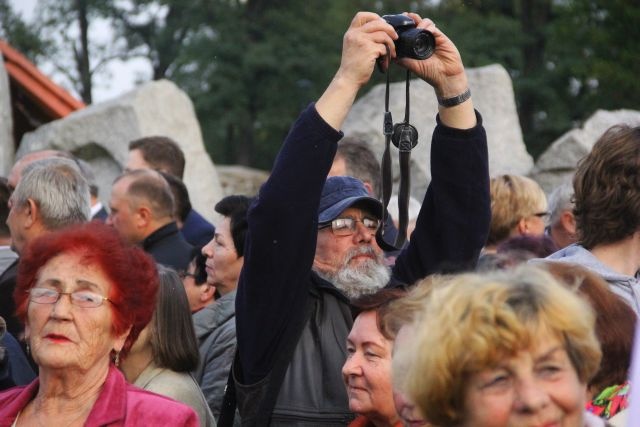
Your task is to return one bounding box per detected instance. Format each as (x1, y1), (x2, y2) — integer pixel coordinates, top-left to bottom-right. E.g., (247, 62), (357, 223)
(0, 9), (638, 427)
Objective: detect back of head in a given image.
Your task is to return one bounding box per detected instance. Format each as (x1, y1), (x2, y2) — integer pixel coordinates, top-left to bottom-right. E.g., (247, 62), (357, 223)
(488, 174), (547, 246)
(573, 125), (640, 249)
(129, 136), (186, 179)
(119, 169), (175, 223)
(544, 262), (636, 394)
(160, 172), (192, 224)
(397, 266), (601, 425)
(335, 137), (382, 198)
(12, 158), (90, 230)
(0, 177), (11, 237)
(214, 195), (253, 257)
(152, 266), (200, 372)
(8, 149), (75, 190)
(191, 250), (208, 285)
(14, 221), (158, 356)
(547, 180), (574, 227)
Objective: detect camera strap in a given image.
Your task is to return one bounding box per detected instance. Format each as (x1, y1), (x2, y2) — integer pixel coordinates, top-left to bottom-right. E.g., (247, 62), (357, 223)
(376, 54), (418, 252)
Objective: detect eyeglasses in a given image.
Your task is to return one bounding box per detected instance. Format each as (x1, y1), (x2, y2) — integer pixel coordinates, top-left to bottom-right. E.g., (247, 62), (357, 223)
(178, 271), (197, 280)
(28, 287), (112, 308)
(318, 216), (381, 236)
(532, 211), (550, 221)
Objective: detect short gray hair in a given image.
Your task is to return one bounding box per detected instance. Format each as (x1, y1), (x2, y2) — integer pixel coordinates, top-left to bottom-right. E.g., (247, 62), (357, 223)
(548, 180), (574, 226)
(12, 158), (91, 229)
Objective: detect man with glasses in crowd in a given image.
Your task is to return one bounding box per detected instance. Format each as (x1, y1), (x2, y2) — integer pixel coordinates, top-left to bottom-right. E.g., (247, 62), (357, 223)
(231, 11), (491, 425)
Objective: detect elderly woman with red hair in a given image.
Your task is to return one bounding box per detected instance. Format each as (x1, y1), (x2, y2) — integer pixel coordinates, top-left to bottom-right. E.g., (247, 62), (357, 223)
(0, 222), (198, 426)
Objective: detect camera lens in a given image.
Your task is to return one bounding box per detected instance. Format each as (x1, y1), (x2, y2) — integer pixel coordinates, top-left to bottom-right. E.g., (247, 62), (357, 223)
(412, 31), (435, 60)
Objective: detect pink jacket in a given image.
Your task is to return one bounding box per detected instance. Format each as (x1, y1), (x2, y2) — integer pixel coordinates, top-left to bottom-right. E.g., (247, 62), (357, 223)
(0, 365), (199, 427)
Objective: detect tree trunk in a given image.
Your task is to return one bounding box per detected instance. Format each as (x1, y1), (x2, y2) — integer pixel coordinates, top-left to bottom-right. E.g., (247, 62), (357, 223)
(519, 0), (551, 140)
(75, 0), (92, 104)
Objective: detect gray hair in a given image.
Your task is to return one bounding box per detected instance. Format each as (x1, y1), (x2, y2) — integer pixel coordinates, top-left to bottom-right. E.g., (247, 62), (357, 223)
(548, 180), (574, 226)
(12, 158), (91, 229)
(336, 137), (382, 198)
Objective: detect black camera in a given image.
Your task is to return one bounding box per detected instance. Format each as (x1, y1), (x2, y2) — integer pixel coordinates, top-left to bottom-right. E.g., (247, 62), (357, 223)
(382, 14), (435, 60)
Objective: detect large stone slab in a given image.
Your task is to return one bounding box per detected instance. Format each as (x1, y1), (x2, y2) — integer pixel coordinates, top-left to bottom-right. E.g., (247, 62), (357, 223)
(216, 165), (269, 197)
(342, 64), (533, 200)
(531, 109), (640, 193)
(18, 79), (223, 223)
(0, 54), (14, 176)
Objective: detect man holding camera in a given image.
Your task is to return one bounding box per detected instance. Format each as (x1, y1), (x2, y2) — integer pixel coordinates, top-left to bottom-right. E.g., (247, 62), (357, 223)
(231, 12), (490, 425)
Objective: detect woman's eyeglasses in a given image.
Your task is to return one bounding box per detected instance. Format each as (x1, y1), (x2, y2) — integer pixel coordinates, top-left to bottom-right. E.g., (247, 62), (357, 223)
(28, 287), (111, 308)
(178, 271), (197, 280)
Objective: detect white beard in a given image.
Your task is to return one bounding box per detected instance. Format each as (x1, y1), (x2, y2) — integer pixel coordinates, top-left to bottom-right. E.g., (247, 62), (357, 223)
(316, 246), (391, 300)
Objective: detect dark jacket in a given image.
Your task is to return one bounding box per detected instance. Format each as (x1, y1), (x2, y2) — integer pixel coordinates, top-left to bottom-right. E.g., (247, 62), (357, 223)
(142, 222), (193, 272)
(234, 104), (490, 425)
(182, 209), (216, 248)
(0, 261), (20, 339)
(0, 330), (36, 391)
(91, 205), (109, 222)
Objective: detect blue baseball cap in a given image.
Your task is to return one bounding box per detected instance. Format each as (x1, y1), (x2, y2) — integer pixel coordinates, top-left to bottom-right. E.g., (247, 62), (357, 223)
(318, 176), (383, 224)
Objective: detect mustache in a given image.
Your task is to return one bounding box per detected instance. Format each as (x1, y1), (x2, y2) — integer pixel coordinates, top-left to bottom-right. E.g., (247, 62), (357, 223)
(344, 246), (381, 265)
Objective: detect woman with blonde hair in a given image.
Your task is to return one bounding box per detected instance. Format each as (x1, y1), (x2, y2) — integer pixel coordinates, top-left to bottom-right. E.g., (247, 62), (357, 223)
(484, 174), (548, 252)
(394, 266), (605, 426)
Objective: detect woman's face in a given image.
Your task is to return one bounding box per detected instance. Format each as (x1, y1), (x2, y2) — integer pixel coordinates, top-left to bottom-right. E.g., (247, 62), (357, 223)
(202, 217), (243, 295)
(462, 332), (587, 427)
(25, 253), (128, 373)
(342, 310), (398, 424)
(393, 325), (430, 427)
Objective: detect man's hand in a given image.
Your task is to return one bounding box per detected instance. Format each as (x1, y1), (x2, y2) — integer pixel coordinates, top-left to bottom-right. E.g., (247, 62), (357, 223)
(396, 13), (468, 98)
(335, 12), (397, 88)
(316, 12), (397, 130)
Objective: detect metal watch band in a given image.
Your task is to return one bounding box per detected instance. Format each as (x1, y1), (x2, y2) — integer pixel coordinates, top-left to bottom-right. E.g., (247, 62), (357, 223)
(437, 88), (471, 108)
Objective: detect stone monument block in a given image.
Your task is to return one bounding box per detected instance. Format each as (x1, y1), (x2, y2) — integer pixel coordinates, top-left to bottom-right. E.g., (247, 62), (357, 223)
(532, 109), (640, 193)
(342, 64), (533, 200)
(18, 79), (223, 223)
(0, 54), (14, 176)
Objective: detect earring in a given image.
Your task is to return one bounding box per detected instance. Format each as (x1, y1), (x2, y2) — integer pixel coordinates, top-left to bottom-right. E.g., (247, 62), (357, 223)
(26, 343), (30, 356)
(114, 351), (120, 367)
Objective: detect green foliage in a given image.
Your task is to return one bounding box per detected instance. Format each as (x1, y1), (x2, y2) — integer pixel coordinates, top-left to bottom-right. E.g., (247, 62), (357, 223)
(0, 0), (49, 61)
(168, 0), (358, 168)
(12, 0), (640, 167)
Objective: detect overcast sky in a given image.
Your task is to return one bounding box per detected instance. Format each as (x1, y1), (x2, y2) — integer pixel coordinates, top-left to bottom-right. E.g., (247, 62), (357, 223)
(9, 0), (151, 103)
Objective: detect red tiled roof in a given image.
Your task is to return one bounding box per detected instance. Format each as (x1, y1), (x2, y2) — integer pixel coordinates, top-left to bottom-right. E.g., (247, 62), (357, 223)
(0, 39), (85, 118)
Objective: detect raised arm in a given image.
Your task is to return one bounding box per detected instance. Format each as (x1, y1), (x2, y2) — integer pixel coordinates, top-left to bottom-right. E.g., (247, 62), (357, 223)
(235, 12), (399, 385)
(391, 13), (491, 284)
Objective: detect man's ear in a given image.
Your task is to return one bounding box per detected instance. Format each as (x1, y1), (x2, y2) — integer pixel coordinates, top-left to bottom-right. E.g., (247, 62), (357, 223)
(23, 199), (39, 229)
(561, 210), (576, 235)
(136, 206), (152, 229)
(200, 284), (216, 304)
(363, 182), (374, 196)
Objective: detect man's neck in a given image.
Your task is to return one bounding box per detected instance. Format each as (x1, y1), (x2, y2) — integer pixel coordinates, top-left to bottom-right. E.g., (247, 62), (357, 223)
(590, 235), (640, 277)
(550, 224), (574, 250)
